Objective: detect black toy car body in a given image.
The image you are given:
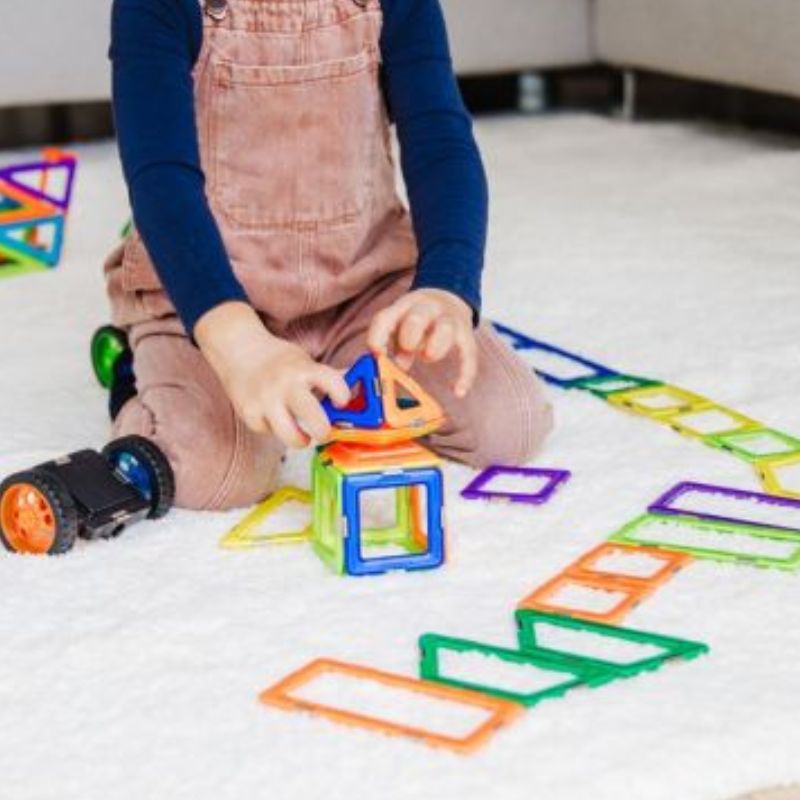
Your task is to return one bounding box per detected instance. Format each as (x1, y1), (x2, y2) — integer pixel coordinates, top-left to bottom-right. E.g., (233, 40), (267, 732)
(0, 436), (174, 555)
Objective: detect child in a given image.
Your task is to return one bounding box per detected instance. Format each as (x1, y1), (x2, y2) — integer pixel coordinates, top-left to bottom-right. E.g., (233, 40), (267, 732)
(106, 0), (553, 510)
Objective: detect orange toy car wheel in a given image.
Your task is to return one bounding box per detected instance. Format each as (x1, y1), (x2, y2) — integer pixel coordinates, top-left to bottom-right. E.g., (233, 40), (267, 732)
(0, 471), (78, 555)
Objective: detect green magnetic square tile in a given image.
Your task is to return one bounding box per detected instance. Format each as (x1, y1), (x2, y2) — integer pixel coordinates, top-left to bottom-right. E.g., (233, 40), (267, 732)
(707, 428), (800, 464)
(572, 374), (662, 398)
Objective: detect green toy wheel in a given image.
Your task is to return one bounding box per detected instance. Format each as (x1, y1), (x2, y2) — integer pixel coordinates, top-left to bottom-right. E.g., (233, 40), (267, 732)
(91, 325), (128, 389)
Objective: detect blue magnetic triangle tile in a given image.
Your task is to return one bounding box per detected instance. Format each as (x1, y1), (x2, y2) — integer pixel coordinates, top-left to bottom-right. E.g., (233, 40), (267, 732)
(323, 353), (384, 429)
(0, 214), (65, 267)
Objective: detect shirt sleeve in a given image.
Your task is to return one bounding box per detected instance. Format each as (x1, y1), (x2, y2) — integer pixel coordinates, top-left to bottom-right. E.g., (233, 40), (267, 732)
(110, 0), (249, 335)
(380, 0), (488, 319)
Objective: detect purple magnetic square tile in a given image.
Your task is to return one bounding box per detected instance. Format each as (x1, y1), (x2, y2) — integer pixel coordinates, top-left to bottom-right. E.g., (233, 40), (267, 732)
(460, 465), (572, 505)
(648, 481), (800, 532)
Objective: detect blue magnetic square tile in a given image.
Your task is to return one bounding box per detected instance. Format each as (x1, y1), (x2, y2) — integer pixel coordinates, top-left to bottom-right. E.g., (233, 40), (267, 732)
(342, 468), (445, 576)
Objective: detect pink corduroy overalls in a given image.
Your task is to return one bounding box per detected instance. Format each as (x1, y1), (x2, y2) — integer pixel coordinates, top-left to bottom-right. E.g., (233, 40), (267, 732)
(104, 0), (553, 510)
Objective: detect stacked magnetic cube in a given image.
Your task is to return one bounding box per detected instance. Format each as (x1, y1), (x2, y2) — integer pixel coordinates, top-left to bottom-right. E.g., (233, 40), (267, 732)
(313, 353), (447, 576)
(0, 149), (77, 279)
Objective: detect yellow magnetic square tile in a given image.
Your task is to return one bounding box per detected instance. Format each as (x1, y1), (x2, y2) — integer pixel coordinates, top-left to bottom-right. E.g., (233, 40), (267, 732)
(758, 454), (800, 500)
(607, 384), (709, 420)
(668, 405), (760, 440)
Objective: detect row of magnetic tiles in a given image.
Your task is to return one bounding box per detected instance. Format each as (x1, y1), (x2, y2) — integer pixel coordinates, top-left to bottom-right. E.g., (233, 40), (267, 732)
(257, 476), (800, 753)
(493, 323), (800, 500)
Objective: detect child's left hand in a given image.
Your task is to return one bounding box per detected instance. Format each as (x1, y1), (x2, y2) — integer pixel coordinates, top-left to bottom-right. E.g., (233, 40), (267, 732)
(368, 288), (477, 398)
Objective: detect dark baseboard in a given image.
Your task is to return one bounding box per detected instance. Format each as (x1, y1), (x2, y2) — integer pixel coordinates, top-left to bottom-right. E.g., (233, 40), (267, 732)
(618, 69), (800, 134)
(3, 69), (800, 149)
(0, 102), (114, 149)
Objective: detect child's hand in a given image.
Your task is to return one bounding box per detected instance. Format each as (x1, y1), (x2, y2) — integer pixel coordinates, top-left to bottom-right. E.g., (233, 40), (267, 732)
(368, 288), (477, 398)
(195, 303), (351, 448)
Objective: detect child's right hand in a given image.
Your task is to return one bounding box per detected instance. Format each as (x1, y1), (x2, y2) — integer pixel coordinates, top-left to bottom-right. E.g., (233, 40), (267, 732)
(195, 302), (351, 449)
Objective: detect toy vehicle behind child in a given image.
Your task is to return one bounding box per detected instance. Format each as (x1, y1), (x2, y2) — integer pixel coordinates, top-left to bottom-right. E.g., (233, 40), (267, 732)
(0, 436), (174, 555)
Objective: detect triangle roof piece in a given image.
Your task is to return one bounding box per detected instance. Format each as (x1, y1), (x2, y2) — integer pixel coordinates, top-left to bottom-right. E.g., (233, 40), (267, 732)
(220, 487), (312, 550)
(0, 152), (77, 211)
(0, 179), (59, 225)
(0, 214), (65, 268)
(377, 355), (444, 431)
(0, 241), (48, 279)
(323, 353), (384, 430)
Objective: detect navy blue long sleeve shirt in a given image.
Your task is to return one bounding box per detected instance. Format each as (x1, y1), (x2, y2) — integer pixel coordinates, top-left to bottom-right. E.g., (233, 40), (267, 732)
(110, 0), (488, 334)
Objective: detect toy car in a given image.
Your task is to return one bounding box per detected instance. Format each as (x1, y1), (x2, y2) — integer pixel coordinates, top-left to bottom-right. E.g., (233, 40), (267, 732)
(0, 435), (174, 555)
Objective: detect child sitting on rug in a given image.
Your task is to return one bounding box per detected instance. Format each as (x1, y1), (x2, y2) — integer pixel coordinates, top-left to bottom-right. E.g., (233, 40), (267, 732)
(105, 0), (553, 510)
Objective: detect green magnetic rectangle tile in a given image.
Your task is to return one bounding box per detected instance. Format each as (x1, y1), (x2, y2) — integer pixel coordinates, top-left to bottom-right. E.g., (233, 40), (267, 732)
(418, 633), (606, 707)
(515, 610), (709, 679)
(609, 513), (800, 571)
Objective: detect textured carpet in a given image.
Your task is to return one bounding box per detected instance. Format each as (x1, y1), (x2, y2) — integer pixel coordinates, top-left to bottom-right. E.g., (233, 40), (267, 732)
(1, 114), (799, 800)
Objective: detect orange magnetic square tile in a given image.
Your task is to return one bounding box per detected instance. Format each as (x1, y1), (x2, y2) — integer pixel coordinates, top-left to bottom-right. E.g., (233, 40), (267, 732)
(567, 542), (693, 589)
(517, 571), (654, 625)
(259, 658), (522, 755)
(327, 419), (444, 446)
(323, 439), (441, 473)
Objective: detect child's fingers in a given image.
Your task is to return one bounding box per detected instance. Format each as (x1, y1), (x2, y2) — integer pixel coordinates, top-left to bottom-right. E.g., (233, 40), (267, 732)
(397, 302), (437, 357)
(367, 296), (415, 354)
(422, 318), (456, 363)
(267, 403), (310, 449)
(311, 365), (351, 408)
(289, 388), (331, 443)
(453, 330), (479, 398)
(242, 409), (271, 435)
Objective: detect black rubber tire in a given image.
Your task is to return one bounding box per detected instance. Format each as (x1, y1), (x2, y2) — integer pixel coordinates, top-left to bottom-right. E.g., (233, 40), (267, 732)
(102, 435), (175, 520)
(0, 469), (79, 555)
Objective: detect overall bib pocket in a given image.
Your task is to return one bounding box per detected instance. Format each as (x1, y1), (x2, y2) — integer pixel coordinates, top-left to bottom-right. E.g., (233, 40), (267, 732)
(210, 48), (380, 231)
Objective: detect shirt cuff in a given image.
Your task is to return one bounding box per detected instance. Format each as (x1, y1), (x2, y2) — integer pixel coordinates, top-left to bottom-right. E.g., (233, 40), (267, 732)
(411, 243), (483, 327)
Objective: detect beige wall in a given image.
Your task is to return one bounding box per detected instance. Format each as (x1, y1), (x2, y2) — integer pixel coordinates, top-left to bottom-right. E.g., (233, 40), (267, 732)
(3, 0), (800, 109)
(441, 0), (593, 75)
(595, 0), (800, 100)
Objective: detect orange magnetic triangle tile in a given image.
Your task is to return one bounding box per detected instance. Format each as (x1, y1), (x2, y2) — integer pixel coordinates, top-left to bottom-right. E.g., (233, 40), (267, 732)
(376, 354), (444, 431)
(0, 179), (59, 225)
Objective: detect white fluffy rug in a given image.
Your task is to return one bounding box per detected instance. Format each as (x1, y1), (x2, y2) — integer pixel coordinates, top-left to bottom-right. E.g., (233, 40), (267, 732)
(1, 114), (799, 800)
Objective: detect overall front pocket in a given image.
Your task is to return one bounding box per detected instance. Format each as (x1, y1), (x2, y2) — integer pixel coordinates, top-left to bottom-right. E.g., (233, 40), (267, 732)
(210, 49), (381, 231)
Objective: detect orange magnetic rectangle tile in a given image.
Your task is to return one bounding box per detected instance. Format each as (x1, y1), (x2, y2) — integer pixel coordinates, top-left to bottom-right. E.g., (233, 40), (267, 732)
(323, 438), (441, 472)
(567, 542), (693, 589)
(259, 658), (522, 755)
(517, 571), (654, 625)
